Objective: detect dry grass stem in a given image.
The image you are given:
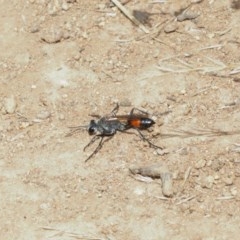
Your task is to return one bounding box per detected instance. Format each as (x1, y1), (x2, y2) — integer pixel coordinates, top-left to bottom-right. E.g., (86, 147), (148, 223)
(136, 18), (173, 41)
(158, 45), (223, 62)
(41, 226), (103, 240)
(151, 0), (168, 3)
(161, 127), (240, 139)
(130, 174), (154, 183)
(216, 196), (234, 200)
(156, 44), (240, 76)
(181, 167), (192, 191)
(110, 0), (149, 33)
(157, 56), (226, 74)
(230, 67), (240, 75)
(199, 44), (223, 50)
(176, 195), (195, 205)
(154, 196), (169, 200)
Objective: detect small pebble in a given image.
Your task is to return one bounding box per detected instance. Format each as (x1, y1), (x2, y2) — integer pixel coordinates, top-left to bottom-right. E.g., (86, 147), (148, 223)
(223, 176), (234, 186)
(3, 95), (17, 114)
(62, 1), (69, 11)
(152, 49), (160, 58)
(177, 10), (199, 22)
(206, 160), (212, 167)
(47, 1), (60, 16)
(230, 187), (238, 196)
(40, 202), (51, 210)
(179, 203), (190, 213)
(234, 167), (240, 177)
(41, 26), (63, 43)
(211, 158), (224, 171)
(133, 186), (145, 196)
(164, 22), (178, 33)
(168, 2), (190, 16)
(155, 148), (169, 156)
(97, 3), (105, 10)
(29, 23), (40, 33)
(221, 189), (232, 198)
(58, 113), (65, 120)
(201, 175), (214, 189)
(214, 174), (220, 180)
(36, 110), (51, 120)
(178, 104), (191, 116)
(195, 159), (206, 169)
(48, 6), (58, 16)
(74, 52), (81, 61)
(19, 122), (30, 129)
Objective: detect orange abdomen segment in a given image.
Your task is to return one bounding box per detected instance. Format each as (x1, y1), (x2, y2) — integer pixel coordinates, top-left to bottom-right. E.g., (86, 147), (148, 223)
(128, 118), (155, 129)
(129, 119), (142, 128)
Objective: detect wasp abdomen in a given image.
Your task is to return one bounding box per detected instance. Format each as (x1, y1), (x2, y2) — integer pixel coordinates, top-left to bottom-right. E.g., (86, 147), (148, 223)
(128, 118), (155, 129)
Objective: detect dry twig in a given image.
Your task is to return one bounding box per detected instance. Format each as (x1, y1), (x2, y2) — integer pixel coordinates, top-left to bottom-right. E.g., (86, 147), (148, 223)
(181, 167), (192, 192)
(110, 0), (149, 33)
(216, 196), (234, 200)
(41, 226), (103, 240)
(176, 195), (195, 205)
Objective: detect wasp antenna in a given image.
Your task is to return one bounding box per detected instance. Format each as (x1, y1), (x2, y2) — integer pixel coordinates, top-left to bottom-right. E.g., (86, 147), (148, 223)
(65, 125), (88, 137)
(68, 125), (89, 129)
(89, 114), (101, 118)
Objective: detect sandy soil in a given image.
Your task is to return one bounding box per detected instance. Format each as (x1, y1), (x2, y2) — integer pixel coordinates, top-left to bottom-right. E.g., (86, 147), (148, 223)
(1, 0), (240, 239)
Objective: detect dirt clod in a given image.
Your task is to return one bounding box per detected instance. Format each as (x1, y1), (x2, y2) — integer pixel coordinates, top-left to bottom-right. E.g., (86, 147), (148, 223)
(41, 26), (63, 43)
(130, 164), (174, 197)
(3, 95), (17, 114)
(36, 110), (51, 120)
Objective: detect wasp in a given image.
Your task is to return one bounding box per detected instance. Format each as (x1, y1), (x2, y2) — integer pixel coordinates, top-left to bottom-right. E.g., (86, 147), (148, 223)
(67, 104), (163, 162)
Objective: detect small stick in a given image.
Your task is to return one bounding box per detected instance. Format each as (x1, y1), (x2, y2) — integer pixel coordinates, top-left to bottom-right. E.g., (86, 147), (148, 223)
(16, 111), (29, 121)
(154, 196), (169, 200)
(178, 167), (192, 194)
(176, 195), (195, 205)
(110, 0), (149, 33)
(230, 67), (240, 75)
(216, 196), (234, 200)
(130, 174), (154, 183)
(41, 226), (102, 240)
(136, 18), (171, 41)
(151, 0), (168, 3)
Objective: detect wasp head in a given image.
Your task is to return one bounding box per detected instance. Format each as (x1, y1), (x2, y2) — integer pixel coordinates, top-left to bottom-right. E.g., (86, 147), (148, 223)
(88, 120), (99, 135)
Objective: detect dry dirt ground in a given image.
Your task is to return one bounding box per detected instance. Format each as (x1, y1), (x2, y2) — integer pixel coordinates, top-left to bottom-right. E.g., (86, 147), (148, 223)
(1, 0), (240, 239)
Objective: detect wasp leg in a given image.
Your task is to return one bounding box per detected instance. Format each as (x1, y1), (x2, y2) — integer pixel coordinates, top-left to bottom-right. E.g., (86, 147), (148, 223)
(90, 104), (119, 119)
(65, 128), (80, 137)
(85, 136), (103, 162)
(110, 103), (120, 116)
(84, 135), (114, 162)
(89, 114), (101, 118)
(135, 129), (163, 150)
(83, 135), (100, 151)
(129, 107), (149, 116)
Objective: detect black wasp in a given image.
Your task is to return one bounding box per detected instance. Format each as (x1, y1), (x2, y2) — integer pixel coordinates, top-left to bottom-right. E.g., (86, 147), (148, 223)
(66, 104), (162, 162)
